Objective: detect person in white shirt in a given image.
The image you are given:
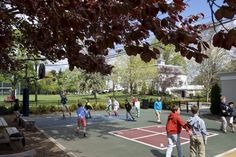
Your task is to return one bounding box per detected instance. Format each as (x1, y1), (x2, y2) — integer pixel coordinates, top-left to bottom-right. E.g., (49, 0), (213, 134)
(113, 98), (119, 116)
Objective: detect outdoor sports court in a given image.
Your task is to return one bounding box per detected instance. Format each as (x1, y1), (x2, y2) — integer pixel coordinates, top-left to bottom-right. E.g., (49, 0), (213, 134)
(109, 125), (218, 150)
(32, 109), (236, 157)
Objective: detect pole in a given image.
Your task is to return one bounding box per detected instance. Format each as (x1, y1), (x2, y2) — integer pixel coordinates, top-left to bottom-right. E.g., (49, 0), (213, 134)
(35, 63), (38, 106)
(23, 64), (29, 116)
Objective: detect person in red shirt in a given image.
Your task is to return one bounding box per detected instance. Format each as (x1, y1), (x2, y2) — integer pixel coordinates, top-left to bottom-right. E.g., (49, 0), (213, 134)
(166, 105), (191, 157)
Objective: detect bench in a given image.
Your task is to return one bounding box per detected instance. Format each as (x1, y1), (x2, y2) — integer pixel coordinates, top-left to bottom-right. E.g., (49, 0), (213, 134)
(0, 149), (36, 157)
(13, 112), (35, 131)
(19, 117), (35, 131)
(5, 127), (24, 151)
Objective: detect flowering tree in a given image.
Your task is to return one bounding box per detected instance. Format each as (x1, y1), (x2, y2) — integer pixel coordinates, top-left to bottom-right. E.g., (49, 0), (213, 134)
(0, 0), (235, 75)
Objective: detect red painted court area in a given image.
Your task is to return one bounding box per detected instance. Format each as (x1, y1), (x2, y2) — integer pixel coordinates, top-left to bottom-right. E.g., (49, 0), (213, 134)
(109, 125), (218, 150)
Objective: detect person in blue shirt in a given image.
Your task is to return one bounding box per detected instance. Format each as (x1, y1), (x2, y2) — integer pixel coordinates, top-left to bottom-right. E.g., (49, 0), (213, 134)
(187, 105), (208, 157)
(76, 102), (87, 137)
(154, 96), (163, 123)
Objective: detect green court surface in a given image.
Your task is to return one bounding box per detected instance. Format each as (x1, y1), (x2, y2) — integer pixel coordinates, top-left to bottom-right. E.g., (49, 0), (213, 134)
(31, 109), (236, 157)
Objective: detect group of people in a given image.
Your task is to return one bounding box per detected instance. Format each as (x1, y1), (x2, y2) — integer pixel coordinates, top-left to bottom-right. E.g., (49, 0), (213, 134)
(220, 96), (235, 133)
(60, 92), (235, 156)
(106, 97), (120, 117)
(166, 104), (208, 157)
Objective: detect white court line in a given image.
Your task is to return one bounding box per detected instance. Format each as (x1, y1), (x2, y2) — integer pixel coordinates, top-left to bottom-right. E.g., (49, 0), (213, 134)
(109, 125), (165, 134)
(133, 133), (161, 140)
(35, 125), (77, 157)
(214, 148), (236, 157)
(109, 131), (166, 150)
(137, 128), (162, 134)
(109, 125), (219, 150)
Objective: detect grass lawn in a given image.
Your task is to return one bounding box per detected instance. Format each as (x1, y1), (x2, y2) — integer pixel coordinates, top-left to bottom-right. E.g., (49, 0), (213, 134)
(0, 92), (160, 107)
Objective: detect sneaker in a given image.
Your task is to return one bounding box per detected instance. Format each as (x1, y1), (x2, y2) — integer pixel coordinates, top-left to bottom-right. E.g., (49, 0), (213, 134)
(83, 133), (87, 137)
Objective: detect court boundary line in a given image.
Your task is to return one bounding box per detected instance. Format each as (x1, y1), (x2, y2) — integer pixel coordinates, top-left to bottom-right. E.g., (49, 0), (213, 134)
(35, 125), (77, 157)
(214, 148), (236, 157)
(109, 125), (219, 150)
(109, 131), (166, 150)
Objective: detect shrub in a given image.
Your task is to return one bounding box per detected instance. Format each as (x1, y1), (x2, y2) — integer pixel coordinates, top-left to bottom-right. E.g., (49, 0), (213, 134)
(98, 103), (106, 110)
(210, 84), (221, 115)
(69, 103), (77, 112)
(162, 98), (174, 110)
(0, 105), (11, 115)
(46, 105), (57, 112)
(38, 104), (48, 113)
(92, 103), (100, 110)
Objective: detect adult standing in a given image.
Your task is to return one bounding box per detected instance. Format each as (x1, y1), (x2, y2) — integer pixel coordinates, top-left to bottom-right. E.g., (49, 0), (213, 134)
(60, 92), (71, 118)
(154, 96), (163, 124)
(220, 96), (228, 133)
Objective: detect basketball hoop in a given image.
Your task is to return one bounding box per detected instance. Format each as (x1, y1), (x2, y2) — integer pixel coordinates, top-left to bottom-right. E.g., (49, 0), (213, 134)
(38, 63), (45, 79)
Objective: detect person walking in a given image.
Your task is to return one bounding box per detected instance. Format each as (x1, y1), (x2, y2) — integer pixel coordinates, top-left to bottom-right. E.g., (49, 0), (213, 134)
(76, 102), (87, 137)
(124, 99), (135, 121)
(113, 98), (119, 116)
(220, 96), (228, 133)
(60, 92), (71, 118)
(106, 97), (112, 117)
(154, 96), (163, 123)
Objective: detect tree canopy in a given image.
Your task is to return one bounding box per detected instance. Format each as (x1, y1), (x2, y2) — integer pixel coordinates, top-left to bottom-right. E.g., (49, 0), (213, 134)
(1, 0), (235, 75)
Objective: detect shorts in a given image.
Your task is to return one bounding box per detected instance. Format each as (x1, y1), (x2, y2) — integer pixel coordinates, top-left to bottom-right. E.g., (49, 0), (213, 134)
(114, 106), (119, 111)
(106, 105), (112, 112)
(77, 117), (86, 127)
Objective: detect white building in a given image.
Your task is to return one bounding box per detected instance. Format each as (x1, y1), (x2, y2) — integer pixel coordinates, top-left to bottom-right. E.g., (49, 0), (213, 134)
(219, 72), (236, 104)
(157, 59), (204, 97)
(219, 72), (236, 116)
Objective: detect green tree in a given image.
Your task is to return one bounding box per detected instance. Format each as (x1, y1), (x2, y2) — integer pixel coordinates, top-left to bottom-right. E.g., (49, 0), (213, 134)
(140, 81), (147, 95)
(210, 84), (221, 115)
(117, 55), (157, 96)
(79, 72), (105, 102)
(193, 46), (230, 102)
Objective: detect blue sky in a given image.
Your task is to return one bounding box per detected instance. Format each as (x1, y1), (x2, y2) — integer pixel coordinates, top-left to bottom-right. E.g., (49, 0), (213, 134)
(182, 0), (224, 24)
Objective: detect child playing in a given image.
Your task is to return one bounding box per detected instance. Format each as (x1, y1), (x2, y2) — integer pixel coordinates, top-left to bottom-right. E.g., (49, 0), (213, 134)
(106, 97), (112, 117)
(187, 105), (208, 157)
(113, 98), (119, 116)
(134, 98), (140, 118)
(228, 102), (235, 133)
(76, 102), (87, 137)
(166, 105), (191, 157)
(154, 96), (163, 124)
(124, 99), (135, 121)
(60, 92), (71, 118)
(85, 100), (92, 119)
